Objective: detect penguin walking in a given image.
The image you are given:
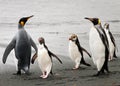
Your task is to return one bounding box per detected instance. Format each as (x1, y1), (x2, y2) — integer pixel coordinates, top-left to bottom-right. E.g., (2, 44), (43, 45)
(31, 37), (62, 79)
(104, 23), (117, 61)
(69, 34), (91, 70)
(2, 15), (38, 75)
(85, 17), (110, 76)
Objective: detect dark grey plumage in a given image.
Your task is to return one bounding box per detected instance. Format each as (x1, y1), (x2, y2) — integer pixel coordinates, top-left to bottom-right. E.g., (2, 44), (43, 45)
(2, 15), (38, 75)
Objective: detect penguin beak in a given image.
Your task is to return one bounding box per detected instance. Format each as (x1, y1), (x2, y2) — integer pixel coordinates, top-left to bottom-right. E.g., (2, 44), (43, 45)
(84, 17), (93, 22)
(69, 37), (72, 40)
(27, 15), (34, 20)
(104, 23), (109, 29)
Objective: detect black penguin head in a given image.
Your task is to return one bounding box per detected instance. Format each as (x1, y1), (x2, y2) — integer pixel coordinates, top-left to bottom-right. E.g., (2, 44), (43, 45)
(19, 15), (34, 27)
(104, 23), (109, 30)
(69, 34), (78, 42)
(38, 37), (45, 45)
(84, 17), (101, 25)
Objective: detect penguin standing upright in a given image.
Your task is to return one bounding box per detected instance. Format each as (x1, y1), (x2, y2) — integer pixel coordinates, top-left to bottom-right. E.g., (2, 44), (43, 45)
(2, 15), (38, 75)
(85, 17), (110, 76)
(32, 37), (62, 79)
(104, 23), (117, 61)
(69, 34), (91, 70)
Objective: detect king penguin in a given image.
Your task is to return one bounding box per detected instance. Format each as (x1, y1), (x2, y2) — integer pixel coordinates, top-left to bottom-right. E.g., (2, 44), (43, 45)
(69, 34), (91, 70)
(85, 17), (110, 76)
(2, 15), (38, 75)
(104, 23), (117, 61)
(31, 37), (62, 79)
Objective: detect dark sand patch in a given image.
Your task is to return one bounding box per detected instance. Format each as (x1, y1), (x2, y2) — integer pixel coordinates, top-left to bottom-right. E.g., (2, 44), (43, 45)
(0, 56), (120, 86)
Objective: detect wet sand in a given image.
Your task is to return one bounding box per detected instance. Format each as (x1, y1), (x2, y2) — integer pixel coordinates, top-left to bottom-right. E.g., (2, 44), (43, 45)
(0, 56), (120, 86)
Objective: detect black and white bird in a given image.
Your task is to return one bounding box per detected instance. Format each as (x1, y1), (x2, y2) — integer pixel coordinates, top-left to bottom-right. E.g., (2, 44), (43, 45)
(2, 15), (38, 75)
(32, 37), (62, 78)
(104, 23), (117, 61)
(85, 17), (110, 76)
(69, 34), (91, 70)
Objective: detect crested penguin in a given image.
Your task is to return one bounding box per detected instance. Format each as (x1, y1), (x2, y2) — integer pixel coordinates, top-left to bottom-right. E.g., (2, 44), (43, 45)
(69, 34), (91, 70)
(2, 15), (38, 75)
(85, 17), (110, 76)
(104, 23), (117, 61)
(32, 37), (62, 79)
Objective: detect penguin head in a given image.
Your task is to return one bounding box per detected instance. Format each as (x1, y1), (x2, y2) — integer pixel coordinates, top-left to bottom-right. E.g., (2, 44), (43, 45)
(104, 23), (109, 30)
(84, 17), (101, 25)
(19, 15), (34, 27)
(38, 37), (45, 45)
(69, 34), (78, 42)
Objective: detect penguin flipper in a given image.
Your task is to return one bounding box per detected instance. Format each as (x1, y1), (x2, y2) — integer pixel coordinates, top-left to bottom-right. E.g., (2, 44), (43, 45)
(30, 38), (38, 63)
(48, 51), (62, 64)
(31, 52), (37, 64)
(30, 38), (38, 52)
(81, 47), (91, 58)
(109, 31), (118, 56)
(2, 38), (16, 64)
(109, 31), (116, 47)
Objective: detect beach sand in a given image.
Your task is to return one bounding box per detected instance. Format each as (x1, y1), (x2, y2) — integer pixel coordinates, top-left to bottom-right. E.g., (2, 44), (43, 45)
(0, 56), (120, 86)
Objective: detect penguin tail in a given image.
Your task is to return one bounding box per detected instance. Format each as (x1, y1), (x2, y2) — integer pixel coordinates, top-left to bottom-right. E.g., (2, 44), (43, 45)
(31, 52), (38, 64)
(81, 47), (91, 58)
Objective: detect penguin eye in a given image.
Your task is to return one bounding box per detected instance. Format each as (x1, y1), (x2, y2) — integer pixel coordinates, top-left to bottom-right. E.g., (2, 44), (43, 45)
(73, 36), (76, 39)
(73, 36), (77, 41)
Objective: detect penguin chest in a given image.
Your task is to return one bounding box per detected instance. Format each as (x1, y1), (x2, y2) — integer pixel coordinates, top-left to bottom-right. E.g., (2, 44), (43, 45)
(89, 27), (105, 63)
(106, 31), (115, 55)
(69, 41), (81, 61)
(38, 48), (52, 69)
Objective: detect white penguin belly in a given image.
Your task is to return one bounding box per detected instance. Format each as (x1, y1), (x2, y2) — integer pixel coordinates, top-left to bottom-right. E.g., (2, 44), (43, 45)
(69, 41), (81, 62)
(106, 31), (115, 58)
(89, 27), (105, 71)
(37, 48), (52, 73)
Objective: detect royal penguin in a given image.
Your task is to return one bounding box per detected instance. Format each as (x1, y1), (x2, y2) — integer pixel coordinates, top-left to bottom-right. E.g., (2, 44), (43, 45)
(104, 23), (117, 61)
(69, 34), (91, 69)
(85, 17), (110, 76)
(31, 37), (62, 78)
(2, 15), (38, 75)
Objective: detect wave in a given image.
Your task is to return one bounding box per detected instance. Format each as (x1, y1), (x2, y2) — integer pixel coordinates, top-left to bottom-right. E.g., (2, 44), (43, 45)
(0, 19), (120, 27)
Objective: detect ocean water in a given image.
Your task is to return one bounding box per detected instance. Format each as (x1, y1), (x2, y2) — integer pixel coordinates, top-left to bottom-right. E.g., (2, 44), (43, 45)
(0, 0), (120, 65)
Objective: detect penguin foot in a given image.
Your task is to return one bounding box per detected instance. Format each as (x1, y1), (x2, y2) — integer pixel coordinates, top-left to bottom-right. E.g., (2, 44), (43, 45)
(72, 67), (79, 70)
(40, 75), (48, 79)
(42, 75), (48, 79)
(106, 70), (110, 74)
(81, 62), (91, 66)
(13, 71), (21, 75)
(40, 75), (44, 78)
(92, 71), (101, 77)
(17, 71), (21, 75)
(108, 59), (112, 61)
(84, 63), (91, 66)
(25, 72), (31, 76)
(92, 73), (99, 77)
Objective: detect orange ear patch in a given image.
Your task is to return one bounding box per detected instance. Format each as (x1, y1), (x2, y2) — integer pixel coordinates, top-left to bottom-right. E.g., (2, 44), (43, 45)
(98, 19), (101, 24)
(20, 21), (24, 26)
